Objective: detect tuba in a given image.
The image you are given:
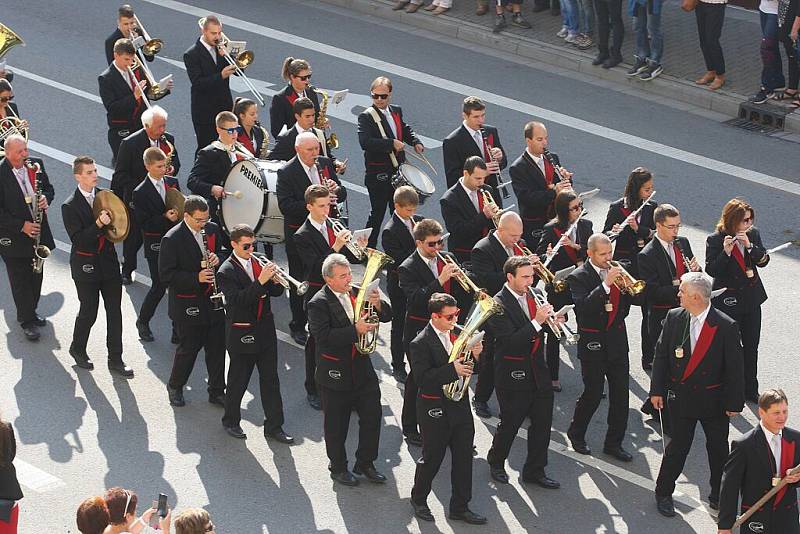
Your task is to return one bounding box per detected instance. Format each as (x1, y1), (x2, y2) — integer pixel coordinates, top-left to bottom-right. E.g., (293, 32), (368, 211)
(443, 292), (503, 401)
(313, 88), (339, 150)
(26, 160), (50, 273)
(354, 248), (394, 354)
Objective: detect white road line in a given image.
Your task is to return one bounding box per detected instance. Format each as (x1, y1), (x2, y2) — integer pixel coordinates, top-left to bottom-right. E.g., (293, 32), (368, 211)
(28, 141), (114, 181)
(10, 66), (102, 104)
(143, 0), (800, 196)
(14, 458), (66, 493)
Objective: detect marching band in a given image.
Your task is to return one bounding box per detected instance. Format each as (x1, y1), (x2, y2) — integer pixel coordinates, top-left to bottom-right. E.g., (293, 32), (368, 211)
(0, 5), (797, 530)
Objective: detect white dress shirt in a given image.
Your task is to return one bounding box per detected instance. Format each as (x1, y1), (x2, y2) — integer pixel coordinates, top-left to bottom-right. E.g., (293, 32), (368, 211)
(526, 148), (545, 175)
(382, 107), (398, 138)
(417, 249), (439, 279)
(308, 216), (330, 243)
(148, 175), (165, 202)
(333, 289), (354, 322)
(459, 178), (480, 212)
(689, 304), (711, 352)
(760, 421), (783, 476)
(234, 251), (254, 281)
(299, 158), (321, 185)
(13, 166), (33, 202)
(78, 186), (96, 208)
(200, 37), (218, 63)
(430, 322), (453, 353)
(588, 259), (612, 294)
(463, 121), (484, 152)
(656, 235), (676, 266)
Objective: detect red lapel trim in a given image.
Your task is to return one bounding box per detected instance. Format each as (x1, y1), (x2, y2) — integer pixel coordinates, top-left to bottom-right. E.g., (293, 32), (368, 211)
(436, 257), (452, 294)
(680, 321), (719, 382)
(543, 158), (554, 186)
(390, 111), (403, 142)
(237, 131), (255, 155)
(286, 91), (299, 105)
(606, 285), (620, 329)
(674, 245), (686, 278)
(774, 439), (796, 508)
(553, 227), (578, 265)
(731, 244), (747, 273)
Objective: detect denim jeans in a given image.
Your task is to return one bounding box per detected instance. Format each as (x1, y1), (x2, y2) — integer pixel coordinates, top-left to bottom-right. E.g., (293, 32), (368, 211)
(561, 0), (579, 33)
(577, 0), (595, 35)
(633, 6), (663, 65)
(760, 11), (785, 91)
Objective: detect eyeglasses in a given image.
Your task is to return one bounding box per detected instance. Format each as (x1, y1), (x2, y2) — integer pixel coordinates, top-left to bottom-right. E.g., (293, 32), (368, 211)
(223, 127), (240, 135)
(296, 74), (312, 81)
(241, 243), (254, 250)
(436, 309), (460, 321)
(0, 95), (13, 103)
(423, 239), (444, 247)
(191, 216), (209, 224)
(371, 93), (390, 100)
(660, 223), (681, 230)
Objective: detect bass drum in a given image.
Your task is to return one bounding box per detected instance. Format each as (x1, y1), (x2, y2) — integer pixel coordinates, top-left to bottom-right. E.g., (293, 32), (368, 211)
(221, 159), (285, 243)
(391, 163), (435, 204)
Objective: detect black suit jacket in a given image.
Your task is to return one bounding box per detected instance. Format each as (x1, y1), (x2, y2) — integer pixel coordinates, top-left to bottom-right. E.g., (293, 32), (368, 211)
(183, 38), (232, 126)
(536, 219), (592, 273)
(61, 187), (121, 282)
(602, 198), (656, 269)
(159, 221), (227, 326)
(104, 28), (154, 65)
(113, 129), (181, 202)
(381, 212), (422, 283)
(706, 229), (769, 318)
(471, 232), (512, 297)
(357, 104), (420, 176)
(490, 286), (552, 392)
(132, 176), (180, 260)
(510, 151), (562, 231)
(440, 182), (497, 262)
(293, 218), (361, 302)
(638, 236), (694, 312)
(0, 158), (55, 258)
(0, 422), (22, 501)
(308, 284), (391, 391)
(268, 84), (320, 139)
(186, 144), (233, 220)
(719, 426), (800, 532)
(98, 64), (146, 131)
(269, 125), (332, 162)
(217, 253), (285, 354)
(442, 124), (507, 193)
(650, 306), (744, 419)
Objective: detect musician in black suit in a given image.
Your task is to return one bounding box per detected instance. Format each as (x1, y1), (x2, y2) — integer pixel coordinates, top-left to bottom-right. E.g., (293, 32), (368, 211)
(0, 136), (55, 341)
(132, 147), (180, 342)
(440, 156), (499, 263)
(184, 16), (234, 154)
(268, 57), (321, 139)
(113, 105), (180, 284)
(61, 156), (132, 377)
(293, 185), (363, 410)
(603, 168), (656, 369)
(276, 132), (347, 347)
(718, 389), (800, 534)
(159, 195), (228, 408)
(233, 97), (268, 160)
(706, 199), (770, 404)
(0, 79), (22, 156)
(270, 97), (343, 167)
(307, 253), (392, 487)
(409, 293), (487, 525)
(510, 121), (574, 242)
(217, 224), (293, 444)
(442, 96), (507, 204)
(104, 4), (154, 65)
(650, 271), (744, 517)
(380, 186), (422, 382)
(566, 233), (639, 462)
(487, 256), (561, 489)
(357, 76), (423, 248)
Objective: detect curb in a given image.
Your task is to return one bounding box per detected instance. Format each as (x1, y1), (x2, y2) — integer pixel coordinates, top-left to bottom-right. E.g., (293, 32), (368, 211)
(321, 0), (800, 134)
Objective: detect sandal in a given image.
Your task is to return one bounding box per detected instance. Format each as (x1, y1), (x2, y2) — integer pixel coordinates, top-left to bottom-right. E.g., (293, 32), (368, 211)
(791, 98), (800, 109)
(774, 89), (799, 101)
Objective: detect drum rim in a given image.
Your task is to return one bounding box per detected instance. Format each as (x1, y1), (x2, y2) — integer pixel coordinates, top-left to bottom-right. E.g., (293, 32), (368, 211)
(399, 163), (435, 194)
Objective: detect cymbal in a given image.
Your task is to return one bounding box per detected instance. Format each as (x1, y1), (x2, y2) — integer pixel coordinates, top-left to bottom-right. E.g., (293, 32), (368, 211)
(165, 187), (186, 219)
(93, 190), (129, 243)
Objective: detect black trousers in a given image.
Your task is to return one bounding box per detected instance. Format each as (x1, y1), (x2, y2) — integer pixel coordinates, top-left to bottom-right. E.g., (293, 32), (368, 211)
(364, 173), (394, 249)
(473, 336), (495, 403)
(568, 354), (629, 448)
(121, 213), (142, 277)
(222, 323), (284, 433)
(286, 242), (306, 333)
(3, 255), (42, 326)
(595, 0), (625, 57)
(645, 306), (671, 366)
(488, 387), (554, 479)
(401, 337), (422, 435)
(107, 128), (129, 165)
(736, 306), (762, 398)
(168, 321), (226, 396)
(695, 2), (726, 74)
(138, 255), (167, 324)
(193, 122), (217, 156)
(639, 305), (653, 363)
(655, 410), (729, 501)
(387, 274), (407, 371)
(412, 408), (474, 513)
(319, 384), (381, 473)
(304, 334), (317, 397)
(545, 331), (561, 381)
(72, 278), (123, 359)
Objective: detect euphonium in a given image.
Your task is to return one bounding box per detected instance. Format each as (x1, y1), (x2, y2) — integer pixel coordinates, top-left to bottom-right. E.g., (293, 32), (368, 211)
(608, 260), (646, 295)
(252, 253), (309, 295)
(354, 248), (394, 354)
(26, 160), (50, 273)
(514, 242), (568, 293)
(314, 88), (339, 150)
(443, 292), (503, 401)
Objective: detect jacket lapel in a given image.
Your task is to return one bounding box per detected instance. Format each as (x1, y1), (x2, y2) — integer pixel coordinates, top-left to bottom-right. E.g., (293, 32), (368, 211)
(680, 308), (719, 382)
(775, 435), (797, 507)
(2, 161), (29, 210)
(412, 251), (436, 284)
(324, 285), (352, 326)
(500, 287), (526, 327)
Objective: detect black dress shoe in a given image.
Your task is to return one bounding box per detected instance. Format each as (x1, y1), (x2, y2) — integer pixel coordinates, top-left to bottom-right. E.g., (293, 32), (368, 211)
(393, 368), (408, 384)
(602, 56), (622, 69)
(642, 361), (653, 371)
(69, 347), (94, 370)
(592, 54), (609, 66)
(473, 400), (492, 418)
(708, 499), (719, 511)
(208, 394), (225, 406)
(167, 386), (185, 407)
(490, 466), (509, 484)
(449, 508), (487, 525)
(411, 501), (434, 522)
(570, 440), (592, 455)
(307, 394), (322, 410)
(136, 320), (154, 342)
(121, 273), (133, 285)
(22, 324), (40, 341)
(170, 329), (180, 344)
(33, 314), (47, 327)
(404, 432), (423, 447)
(655, 494), (675, 517)
(108, 360), (134, 378)
(524, 474), (561, 489)
(290, 330), (308, 346)
(353, 464), (387, 483)
(265, 428), (295, 444)
(224, 425), (247, 439)
(640, 398), (656, 416)
(330, 470), (359, 486)
(603, 446), (633, 462)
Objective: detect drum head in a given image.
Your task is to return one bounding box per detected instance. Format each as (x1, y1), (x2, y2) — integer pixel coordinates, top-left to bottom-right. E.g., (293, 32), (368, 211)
(221, 160), (266, 233)
(399, 163), (435, 195)
(253, 160), (284, 191)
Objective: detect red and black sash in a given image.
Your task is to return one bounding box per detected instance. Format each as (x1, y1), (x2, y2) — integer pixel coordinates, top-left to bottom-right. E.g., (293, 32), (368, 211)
(436, 257), (452, 294)
(553, 227), (579, 266)
(680, 320), (718, 382)
(390, 111), (403, 142)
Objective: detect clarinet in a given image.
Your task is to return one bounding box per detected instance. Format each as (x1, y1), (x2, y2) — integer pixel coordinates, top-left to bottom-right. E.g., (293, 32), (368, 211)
(674, 238), (696, 273)
(316, 157), (342, 219)
(26, 160), (51, 273)
(542, 148), (570, 185)
(479, 127), (511, 199)
(200, 227), (226, 311)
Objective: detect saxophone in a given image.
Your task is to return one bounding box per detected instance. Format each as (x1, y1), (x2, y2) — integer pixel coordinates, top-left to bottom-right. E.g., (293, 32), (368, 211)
(354, 248), (394, 354)
(160, 135), (176, 175)
(26, 160), (50, 273)
(255, 121), (270, 159)
(313, 88), (339, 150)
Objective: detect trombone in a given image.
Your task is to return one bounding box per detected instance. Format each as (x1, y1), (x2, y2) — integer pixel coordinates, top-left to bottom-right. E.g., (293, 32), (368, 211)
(126, 66), (152, 110)
(607, 260), (646, 295)
(129, 15), (168, 100)
(252, 254), (309, 295)
(480, 189), (514, 227)
(528, 288), (579, 345)
(198, 18), (264, 106)
(326, 217), (366, 261)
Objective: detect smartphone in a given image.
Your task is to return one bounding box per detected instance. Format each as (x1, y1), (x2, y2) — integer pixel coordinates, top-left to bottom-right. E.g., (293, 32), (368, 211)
(156, 493), (168, 518)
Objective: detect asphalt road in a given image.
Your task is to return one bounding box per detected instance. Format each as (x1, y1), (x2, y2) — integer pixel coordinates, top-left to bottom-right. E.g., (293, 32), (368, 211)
(1, 0), (799, 532)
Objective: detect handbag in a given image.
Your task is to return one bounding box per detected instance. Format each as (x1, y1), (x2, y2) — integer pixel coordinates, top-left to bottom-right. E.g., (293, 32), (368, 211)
(681, 0), (698, 12)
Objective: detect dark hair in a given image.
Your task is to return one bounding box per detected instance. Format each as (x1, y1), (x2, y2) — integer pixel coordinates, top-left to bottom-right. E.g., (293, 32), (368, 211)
(716, 198), (755, 235)
(230, 223), (255, 242)
(201, 15), (221, 29)
(118, 4), (134, 18)
(523, 121), (545, 140)
(282, 57), (310, 80)
(553, 190), (578, 228)
(233, 97), (256, 118)
(0, 79), (11, 94)
(623, 167), (653, 211)
(462, 96), (485, 115)
(293, 97), (315, 116)
(304, 184), (330, 205)
(76, 496), (110, 534)
(104, 487), (137, 525)
(393, 185), (419, 208)
(428, 292), (457, 314)
(463, 156), (487, 174)
(654, 203), (680, 225)
(503, 255), (532, 276)
(370, 76), (392, 92)
(759, 388), (788, 411)
(72, 155), (95, 175)
(413, 218), (443, 242)
(112, 38), (135, 56)
(183, 195), (209, 216)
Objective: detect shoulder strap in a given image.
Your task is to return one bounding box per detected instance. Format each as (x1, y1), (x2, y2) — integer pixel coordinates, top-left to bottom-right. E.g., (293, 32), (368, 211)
(366, 107), (399, 169)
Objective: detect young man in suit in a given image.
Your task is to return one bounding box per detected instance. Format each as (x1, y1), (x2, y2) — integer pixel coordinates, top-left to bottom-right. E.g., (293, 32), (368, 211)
(184, 15), (234, 154)
(440, 156), (499, 263)
(650, 271), (744, 517)
(113, 105), (180, 285)
(270, 97), (342, 166)
(718, 389), (800, 533)
(276, 132), (346, 347)
(104, 4), (155, 65)
(487, 256), (561, 489)
(409, 293), (487, 525)
(357, 76), (424, 248)
(0, 135), (55, 341)
(380, 186), (422, 383)
(510, 121), (574, 242)
(293, 185), (363, 410)
(307, 253), (392, 487)
(159, 195), (228, 408)
(61, 156), (132, 377)
(217, 224), (293, 444)
(132, 147), (180, 342)
(442, 96), (507, 203)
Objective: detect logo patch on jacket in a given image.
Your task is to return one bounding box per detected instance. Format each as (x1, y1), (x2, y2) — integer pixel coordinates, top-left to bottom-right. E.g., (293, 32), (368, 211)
(511, 370), (526, 380)
(587, 341), (602, 351)
(186, 307), (200, 317)
(328, 370), (342, 379)
(240, 335), (255, 344)
(81, 264), (94, 273)
(150, 243), (161, 252)
(723, 296), (737, 307)
(748, 522), (764, 533)
(427, 408), (443, 419)
(0, 238), (11, 246)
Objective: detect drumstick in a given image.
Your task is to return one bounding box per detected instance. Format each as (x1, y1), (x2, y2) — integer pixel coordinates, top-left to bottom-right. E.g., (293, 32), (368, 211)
(224, 190), (243, 199)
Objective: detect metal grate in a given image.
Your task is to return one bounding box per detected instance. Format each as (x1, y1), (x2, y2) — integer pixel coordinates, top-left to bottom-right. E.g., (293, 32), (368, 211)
(724, 117), (779, 134)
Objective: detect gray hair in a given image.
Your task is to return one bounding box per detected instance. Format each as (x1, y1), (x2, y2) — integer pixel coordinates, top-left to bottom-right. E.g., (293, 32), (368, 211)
(680, 271), (712, 301)
(141, 105), (168, 128)
(587, 233), (611, 251)
(322, 253), (349, 279)
(3, 133), (25, 150)
(295, 131), (318, 148)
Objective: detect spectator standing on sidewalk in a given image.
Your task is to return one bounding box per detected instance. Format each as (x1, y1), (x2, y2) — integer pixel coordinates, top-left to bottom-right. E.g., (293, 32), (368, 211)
(627, 0), (665, 80)
(0, 417), (22, 534)
(575, 0), (595, 49)
(771, 0), (800, 106)
(593, 0), (625, 68)
(752, 0), (786, 103)
(694, 0), (728, 90)
(494, 0), (533, 32)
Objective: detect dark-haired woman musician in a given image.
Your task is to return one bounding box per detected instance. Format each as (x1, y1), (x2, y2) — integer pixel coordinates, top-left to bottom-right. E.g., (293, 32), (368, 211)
(536, 190), (592, 391)
(0, 80), (26, 156)
(233, 97), (268, 159)
(268, 57), (321, 138)
(706, 199), (769, 404)
(603, 168), (656, 367)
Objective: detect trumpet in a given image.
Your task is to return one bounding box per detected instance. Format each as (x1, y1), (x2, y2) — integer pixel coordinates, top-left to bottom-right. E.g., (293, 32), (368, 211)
(199, 18), (264, 107)
(327, 217), (366, 261)
(515, 242), (568, 293)
(26, 160), (50, 273)
(252, 254), (309, 295)
(607, 260), (646, 295)
(200, 227), (225, 311)
(528, 288), (579, 345)
(480, 189), (515, 227)
(435, 250), (483, 296)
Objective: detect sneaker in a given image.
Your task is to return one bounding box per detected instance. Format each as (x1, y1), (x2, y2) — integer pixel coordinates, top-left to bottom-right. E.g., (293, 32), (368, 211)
(626, 58), (647, 77)
(564, 32), (579, 44)
(750, 89), (770, 104)
(493, 13), (507, 33)
(511, 12), (532, 28)
(556, 26), (568, 38)
(575, 34), (594, 50)
(639, 63), (663, 81)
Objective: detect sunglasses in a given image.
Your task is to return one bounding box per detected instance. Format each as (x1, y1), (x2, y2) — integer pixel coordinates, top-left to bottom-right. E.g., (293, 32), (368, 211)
(436, 309), (460, 321)
(423, 239), (444, 247)
(371, 93), (390, 100)
(241, 243), (254, 250)
(296, 74), (312, 81)
(205, 523), (215, 532)
(0, 95), (13, 103)
(223, 126), (240, 135)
